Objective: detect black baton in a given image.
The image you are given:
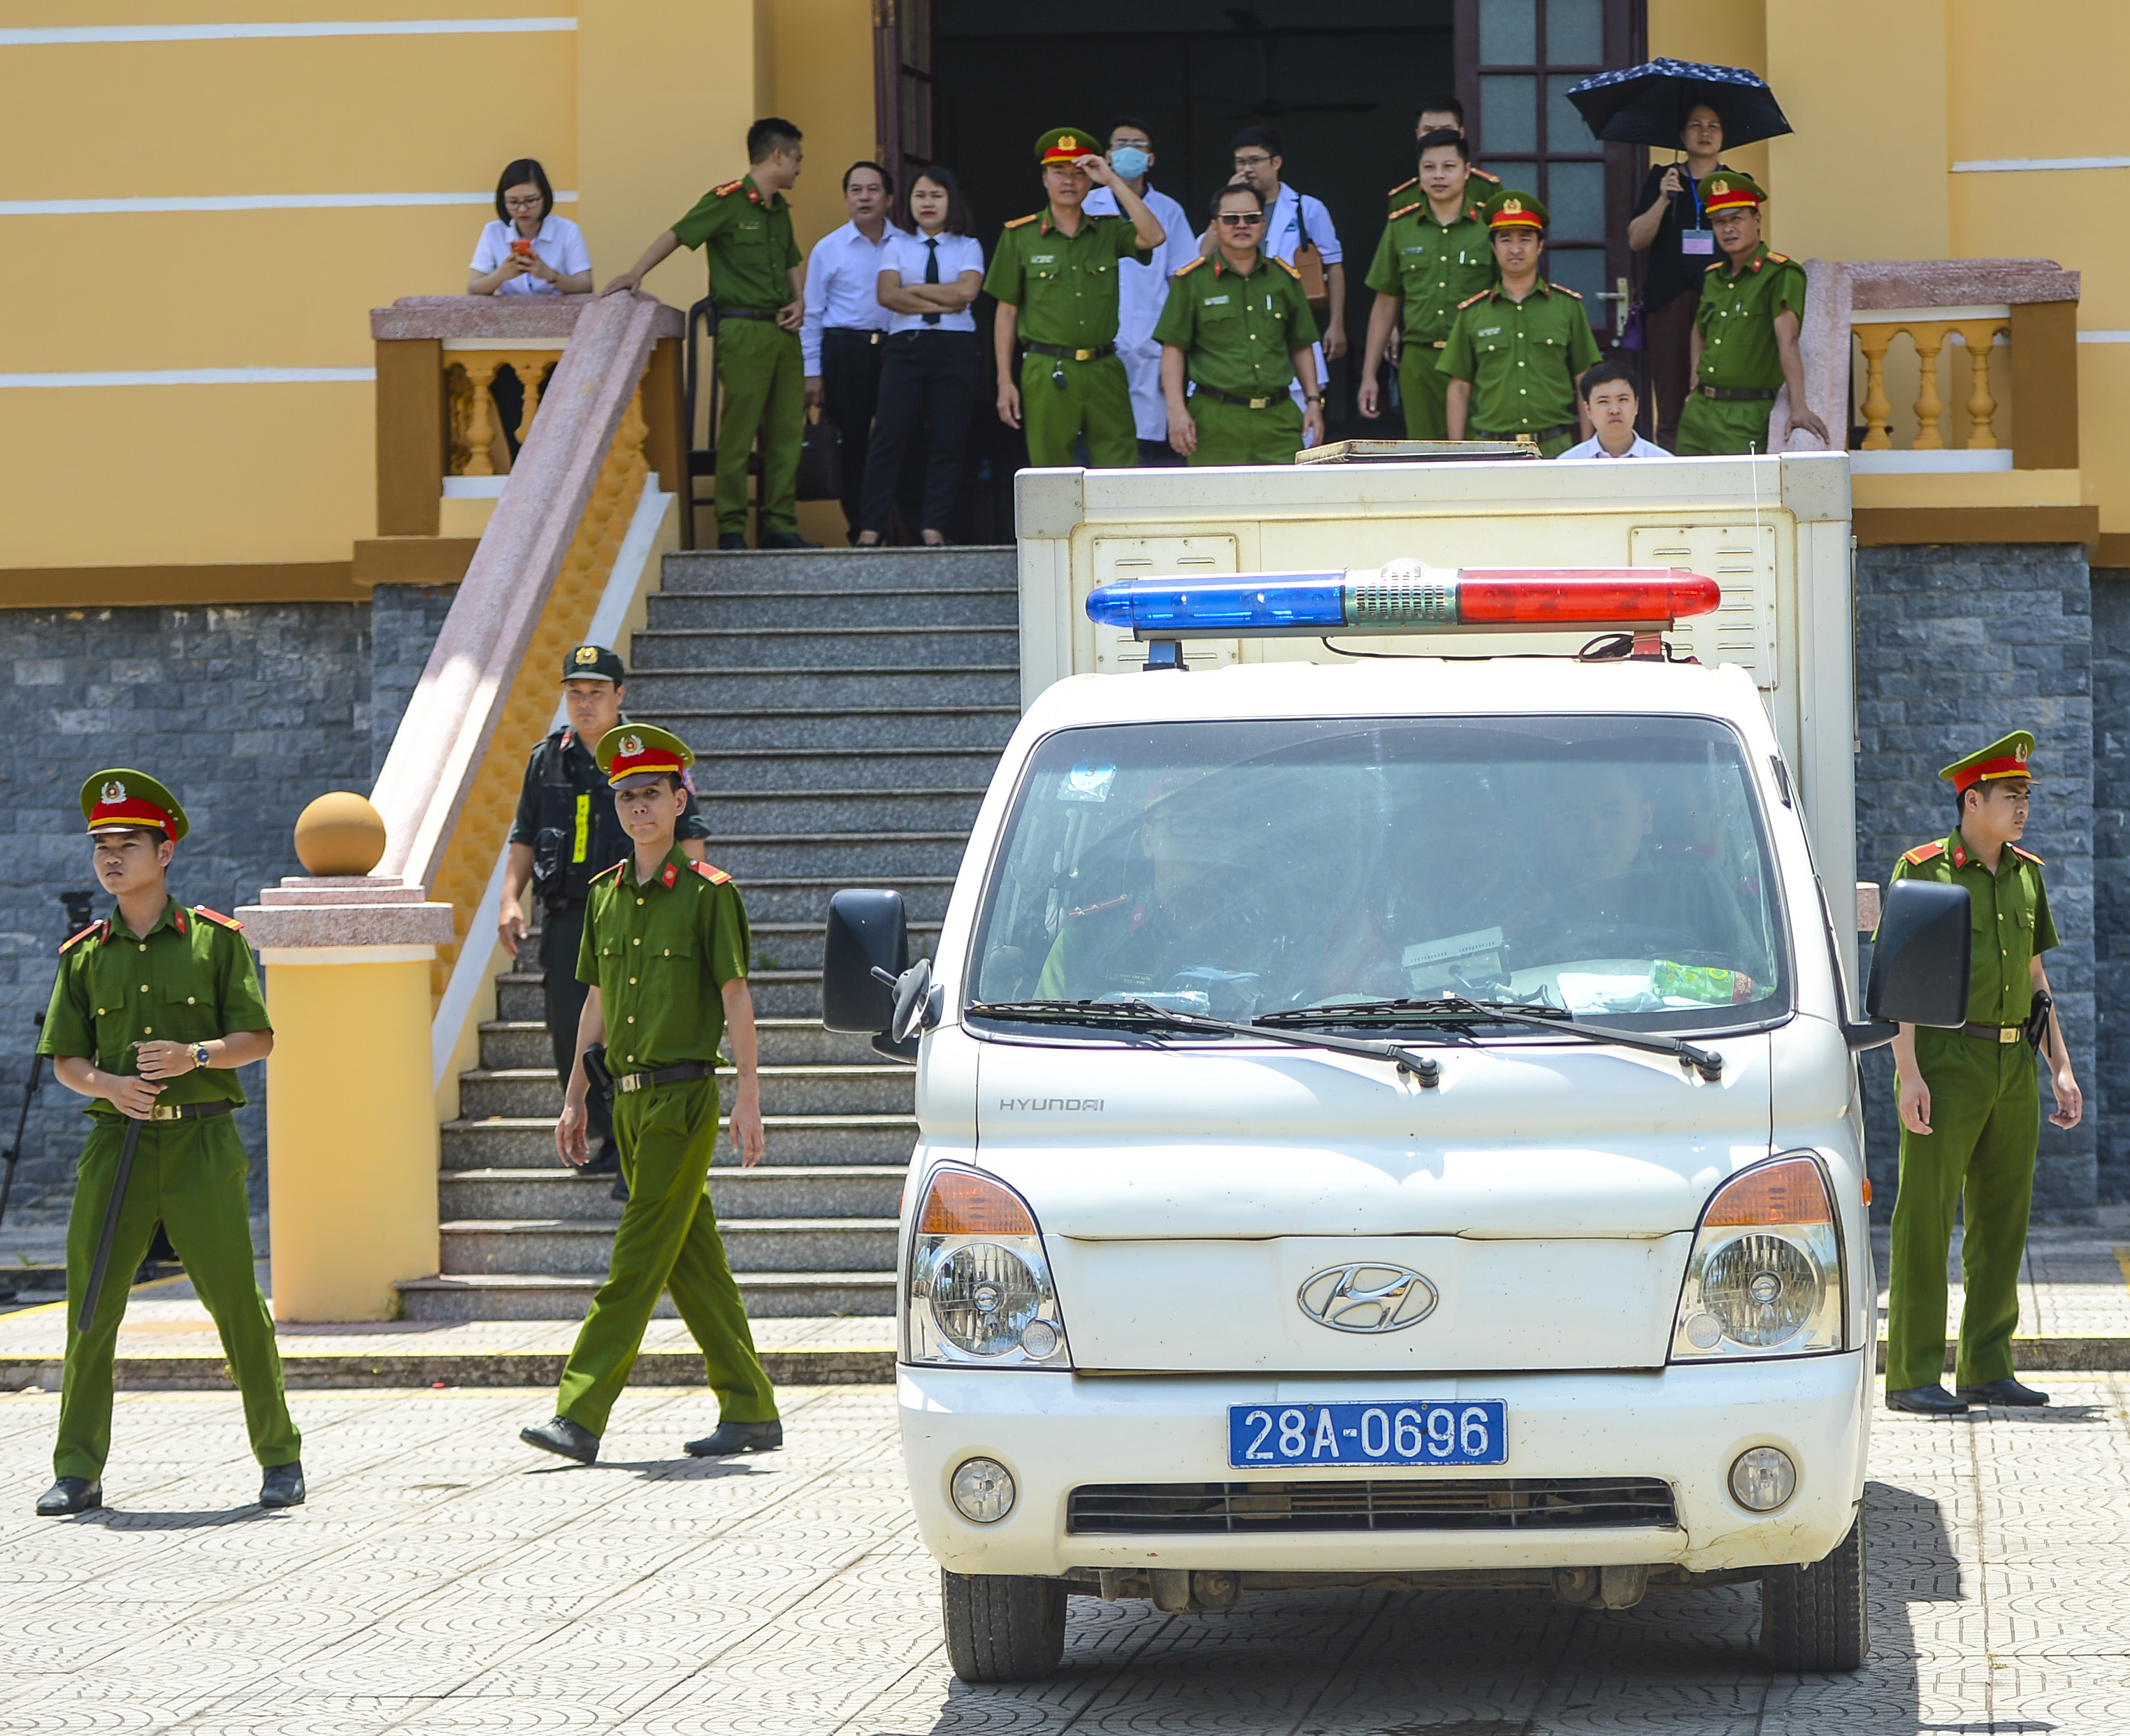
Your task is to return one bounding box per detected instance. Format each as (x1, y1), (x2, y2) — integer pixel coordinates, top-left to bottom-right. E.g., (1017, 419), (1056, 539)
(78, 1108), (145, 1335)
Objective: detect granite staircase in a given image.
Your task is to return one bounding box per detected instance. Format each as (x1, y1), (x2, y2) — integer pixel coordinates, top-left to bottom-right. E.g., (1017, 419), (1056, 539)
(396, 546), (1020, 1322)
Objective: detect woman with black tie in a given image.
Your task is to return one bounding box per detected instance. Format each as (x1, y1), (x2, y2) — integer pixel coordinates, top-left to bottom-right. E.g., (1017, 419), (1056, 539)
(855, 168), (986, 548)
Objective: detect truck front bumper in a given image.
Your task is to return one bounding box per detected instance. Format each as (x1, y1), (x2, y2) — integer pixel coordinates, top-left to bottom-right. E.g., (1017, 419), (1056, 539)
(899, 1354), (1869, 1579)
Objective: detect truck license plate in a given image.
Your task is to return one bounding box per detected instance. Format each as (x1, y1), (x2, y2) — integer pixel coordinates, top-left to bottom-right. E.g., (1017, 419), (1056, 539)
(1228, 1401), (1508, 1469)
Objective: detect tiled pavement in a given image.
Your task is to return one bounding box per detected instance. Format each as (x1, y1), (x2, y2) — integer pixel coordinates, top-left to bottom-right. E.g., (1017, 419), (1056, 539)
(5, 1376), (2130, 1733)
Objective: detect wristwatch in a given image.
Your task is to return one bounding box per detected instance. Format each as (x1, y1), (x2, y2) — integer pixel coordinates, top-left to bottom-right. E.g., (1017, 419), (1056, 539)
(1304, 393), (1326, 405)
(190, 1043), (213, 1070)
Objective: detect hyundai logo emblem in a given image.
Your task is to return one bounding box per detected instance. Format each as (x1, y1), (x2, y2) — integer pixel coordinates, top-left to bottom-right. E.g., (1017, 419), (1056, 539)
(1297, 1263), (1439, 1333)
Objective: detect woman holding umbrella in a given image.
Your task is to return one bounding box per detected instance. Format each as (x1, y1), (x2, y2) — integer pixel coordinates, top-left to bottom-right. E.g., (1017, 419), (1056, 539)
(1625, 103), (1732, 450)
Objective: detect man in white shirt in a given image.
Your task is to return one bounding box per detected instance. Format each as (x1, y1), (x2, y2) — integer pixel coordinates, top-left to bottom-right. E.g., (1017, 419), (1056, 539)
(801, 162), (909, 539)
(1084, 118), (1200, 467)
(1558, 361), (1673, 458)
(1205, 125), (1345, 434)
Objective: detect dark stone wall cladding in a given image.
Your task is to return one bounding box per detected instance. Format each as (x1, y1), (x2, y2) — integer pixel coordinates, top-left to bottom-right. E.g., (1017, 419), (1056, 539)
(0, 593), (455, 1222)
(2092, 569), (2130, 1204)
(370, 584), (460, 782)
(1853, 543), (2096, 1222)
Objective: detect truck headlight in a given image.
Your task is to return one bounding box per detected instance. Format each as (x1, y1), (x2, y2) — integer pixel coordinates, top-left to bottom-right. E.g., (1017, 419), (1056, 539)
(904, 1166), (1072, 1369)
(1671, 1154), (1845, 1361)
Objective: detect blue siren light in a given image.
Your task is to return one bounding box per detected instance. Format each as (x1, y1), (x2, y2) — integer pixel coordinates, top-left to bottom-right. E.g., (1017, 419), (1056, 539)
(1084, 559), (1721, 640)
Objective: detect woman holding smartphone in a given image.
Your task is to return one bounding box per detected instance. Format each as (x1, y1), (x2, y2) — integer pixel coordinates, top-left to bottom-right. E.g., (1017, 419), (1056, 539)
(468, 158), (592, 296)
(856, 167), (986, 547)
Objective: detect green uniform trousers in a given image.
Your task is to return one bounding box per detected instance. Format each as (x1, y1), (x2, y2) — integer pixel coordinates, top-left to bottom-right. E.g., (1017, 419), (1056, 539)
(1673, 391), (1776, 456)
(1188, 393), (1304, 465)
(1021, 352), (1138, 468)
(714, 318), (805, 538)
(57, 1116), (298, 1482)
(1884, 1029), (2041, 1391)
(556, 1072), (777, 1434)
(1398, 345), (1450, 440)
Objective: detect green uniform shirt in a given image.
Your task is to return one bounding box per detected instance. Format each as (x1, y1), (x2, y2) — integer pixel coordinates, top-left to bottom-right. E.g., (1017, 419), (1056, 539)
(1442, 279), (1602, 434)
(1363, 203), (1495, 347)
(39, 898), (272, 1122)
(1887, 834), (2057, 1027)
(1693, 243), (1806, 391)
(983, 210), (1153, 349)
(1150, 252), (1320, 399)
(672, 175), (803, 312)
(577, 846), (752, 1071)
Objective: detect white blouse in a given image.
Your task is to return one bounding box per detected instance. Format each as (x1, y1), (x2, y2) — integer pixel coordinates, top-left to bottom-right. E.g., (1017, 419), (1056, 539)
(470, 215), (591, 297)
(879, 230), (985, 335)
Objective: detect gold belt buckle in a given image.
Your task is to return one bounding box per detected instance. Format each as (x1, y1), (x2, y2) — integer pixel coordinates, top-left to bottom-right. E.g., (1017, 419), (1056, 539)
(1073, 347), (1095, 361)
(1248, 396), (1271, 410)
(148, 1103), (181, 1121)
(1999, 1026), (2020, 1044)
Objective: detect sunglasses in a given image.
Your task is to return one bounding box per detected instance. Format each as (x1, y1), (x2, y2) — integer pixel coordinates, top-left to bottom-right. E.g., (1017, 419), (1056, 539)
(1216, 212), (1266, 226)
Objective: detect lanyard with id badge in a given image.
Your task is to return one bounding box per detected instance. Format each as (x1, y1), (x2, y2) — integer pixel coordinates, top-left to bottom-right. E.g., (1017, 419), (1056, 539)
(1678, 169), (1714, 259)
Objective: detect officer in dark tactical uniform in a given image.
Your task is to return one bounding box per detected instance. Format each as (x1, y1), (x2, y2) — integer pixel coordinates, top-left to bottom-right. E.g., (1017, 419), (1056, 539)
(502, 646), (710, 1189)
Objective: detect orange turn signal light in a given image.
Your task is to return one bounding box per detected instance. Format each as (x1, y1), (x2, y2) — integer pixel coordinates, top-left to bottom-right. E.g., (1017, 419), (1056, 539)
(918, 1168), (1037, 1236)
(1702, 1156), (1832, 1228)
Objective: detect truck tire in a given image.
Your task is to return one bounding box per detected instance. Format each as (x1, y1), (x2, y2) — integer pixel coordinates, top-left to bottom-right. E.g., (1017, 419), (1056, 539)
(1760, 1513), (1869, 1671)
(940, 1569), (1067, 1682)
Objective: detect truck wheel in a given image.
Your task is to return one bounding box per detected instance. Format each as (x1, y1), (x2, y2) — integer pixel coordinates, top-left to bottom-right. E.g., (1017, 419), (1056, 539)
(1760, 1513), (1869, 1671)
(940, 1569), (1067, 1682)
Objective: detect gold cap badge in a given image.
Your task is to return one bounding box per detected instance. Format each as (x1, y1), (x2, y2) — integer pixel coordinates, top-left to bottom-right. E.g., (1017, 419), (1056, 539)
(574, 646), (598, 665)
(1502, 196), (1523, 213)
(618, 735), (642, 758)
(102, 780), (125, 804)
(1709, 179), (1729, 194)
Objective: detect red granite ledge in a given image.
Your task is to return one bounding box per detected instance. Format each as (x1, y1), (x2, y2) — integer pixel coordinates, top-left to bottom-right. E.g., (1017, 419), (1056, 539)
(1839, 257), (2080, 309)
(370, 292), (685, 342)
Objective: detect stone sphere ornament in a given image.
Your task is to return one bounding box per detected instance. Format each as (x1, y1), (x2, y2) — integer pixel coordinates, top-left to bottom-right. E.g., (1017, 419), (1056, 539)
(294, 792), (388, 876)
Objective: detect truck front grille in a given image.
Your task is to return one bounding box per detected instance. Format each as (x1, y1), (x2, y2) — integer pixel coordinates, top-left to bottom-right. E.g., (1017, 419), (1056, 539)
(1066, 1477), (1678, 1535)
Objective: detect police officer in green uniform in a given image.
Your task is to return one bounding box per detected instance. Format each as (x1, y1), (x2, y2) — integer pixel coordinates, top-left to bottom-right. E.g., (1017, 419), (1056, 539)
(1672, 172), (1831, 456)
(986, 126), (1166, 468)
(500, 645), (712, 1192)
(1441, 191), (1602, 458)
(1358, 128), (1495, 439)
(1384, 96), (1501, 213)
(35, 772), (302, 1516)
(603, 118), (816, 551)
(520, 725), (780, 1463)
(1882, 732), (2082, 1416)
(1153, 184), (1323, 465)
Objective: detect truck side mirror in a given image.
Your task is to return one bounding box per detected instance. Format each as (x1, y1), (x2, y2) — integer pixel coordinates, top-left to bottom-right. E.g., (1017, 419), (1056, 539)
(822, 889), (909, 1034)
(1864, 878), (1971, 1028)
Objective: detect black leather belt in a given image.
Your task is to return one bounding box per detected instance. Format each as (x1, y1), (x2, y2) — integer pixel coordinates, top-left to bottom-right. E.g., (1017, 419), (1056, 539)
(614, 1061), (712, 1094)
(717, 308), (782, 321)
(1192, 382), (1291, 410)
(1475, 423), (1576, 442)
(823, 326), (883, 345)
(1026, 341), (1116, 361)
(1959, 1022), (2025, 1045)
(1699, 384), (1777, 401)
(145, 1099), (234, 1122)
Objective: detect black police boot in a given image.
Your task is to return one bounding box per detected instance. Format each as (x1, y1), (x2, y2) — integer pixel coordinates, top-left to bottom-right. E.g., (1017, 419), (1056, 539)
(717, 533), (747, 551)
(35, 1477), (102, 1517)
(684, 1419), (783, 1457)
(521, 1416), (600, 1463)
(259, 1461), (306, 1508)
(577, 1143), (620, 1179)
(609, 1173), (630, 1203)
(1885, 1383), (1970, 1415)
(1957, 1376), (2050, 1408)
(758, 533), (820, 551)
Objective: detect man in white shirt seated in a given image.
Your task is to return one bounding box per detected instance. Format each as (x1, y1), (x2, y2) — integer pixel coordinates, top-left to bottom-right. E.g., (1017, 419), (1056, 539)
(1558, 361), (1672, 459)
(1084, 117), (1200, 467)
(801, 162), (911, 540)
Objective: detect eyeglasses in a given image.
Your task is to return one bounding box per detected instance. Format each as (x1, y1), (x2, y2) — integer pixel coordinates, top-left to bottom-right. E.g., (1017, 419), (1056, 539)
(503, 194), (545, 210)
(1232, 153), (1274, 169)
(1216, 212), (1265, 226)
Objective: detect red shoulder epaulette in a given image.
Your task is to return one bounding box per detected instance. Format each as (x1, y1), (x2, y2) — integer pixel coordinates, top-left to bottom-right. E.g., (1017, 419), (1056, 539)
(691, 861), (733, 885)
(1767, 250), (1790, 264)
(1388, 201), (1422, 221)
(194, 906), (243, 932)
(1273, 256), (1302, 280)
(2011, 843), (2046, 866)
(1004, 212), (1040, 229)
(1551, 282), (1584, 299)
(590, 858), (627, 885)
(1471, 166), (1501, 185)
(1064, 894), (1128, 920)
(58, 920), (106, 956)
(1455, 289), (1490, 310)
(1386, 176), (1416, 198)
(712, 178), (744, 197)
(1901, 841), (1947, 867)
(1706, 258), (1726, 273)
(1172, 255), (1207, 278)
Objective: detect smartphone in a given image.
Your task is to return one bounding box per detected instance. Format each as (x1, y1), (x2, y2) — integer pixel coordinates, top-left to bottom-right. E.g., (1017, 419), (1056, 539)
(510, 239), (533, 259)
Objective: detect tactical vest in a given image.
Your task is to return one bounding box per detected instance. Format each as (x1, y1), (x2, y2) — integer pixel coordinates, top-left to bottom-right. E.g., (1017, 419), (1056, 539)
(530, 731), (630, 908)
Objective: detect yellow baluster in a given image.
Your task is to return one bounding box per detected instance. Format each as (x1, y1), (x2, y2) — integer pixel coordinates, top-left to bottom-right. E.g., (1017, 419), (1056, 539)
(1910, 321), (1947, 450)
(1856, 324), (1895, 450)
(462, 357), (501, 476)
(445, 363), (472, 476)
(1957, 319), (2007, 450)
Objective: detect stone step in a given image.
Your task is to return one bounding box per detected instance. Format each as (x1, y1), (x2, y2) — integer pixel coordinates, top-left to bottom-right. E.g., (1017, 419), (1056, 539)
(750, 919), (938, 973)
(457, 1064), (914, 1122)
(691, 833), (972, 880)
(440, 1114), (914, 1170)
(712, 875), (956, 924)
(439, 1164), (906, 1222)
(476, 1016), (898, 1072)
(659, 545), (1014, 593)
(649, 587), (1017, 630)
(396, 1271), (895, 1321)
(626, 666), (1020, 709)
(650, 706), (1019, 753)
(696, 788), (984, 836)
(634, 624), (1020, 671)
(496, 969), (842, 1022)
(693, 749), (1001, 793)
(439, 1216), (899, 1275)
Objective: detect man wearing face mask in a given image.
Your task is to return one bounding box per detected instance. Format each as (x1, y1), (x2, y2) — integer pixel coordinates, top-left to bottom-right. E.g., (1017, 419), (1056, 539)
(1083, 118), (1200, 467)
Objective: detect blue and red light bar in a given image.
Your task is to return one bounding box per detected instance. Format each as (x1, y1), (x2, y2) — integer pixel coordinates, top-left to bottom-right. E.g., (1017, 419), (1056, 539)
(1085, 560), (1722, 639)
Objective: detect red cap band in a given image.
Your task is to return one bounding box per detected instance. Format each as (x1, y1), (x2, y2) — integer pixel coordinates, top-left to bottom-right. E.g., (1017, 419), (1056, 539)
(1950, 756), (2029, 794)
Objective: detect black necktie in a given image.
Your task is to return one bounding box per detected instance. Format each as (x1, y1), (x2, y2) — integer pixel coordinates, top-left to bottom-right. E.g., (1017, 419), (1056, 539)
(922, 238), (940, 326)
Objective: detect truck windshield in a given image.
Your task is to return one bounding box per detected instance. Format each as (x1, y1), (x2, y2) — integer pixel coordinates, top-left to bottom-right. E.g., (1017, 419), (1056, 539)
(969, 714), (1787, 1036)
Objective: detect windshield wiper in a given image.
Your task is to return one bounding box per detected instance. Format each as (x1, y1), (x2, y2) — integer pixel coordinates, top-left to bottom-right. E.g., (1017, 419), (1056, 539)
(1263, 994), (1725, 1083)
(967, 999), (1442, 1087)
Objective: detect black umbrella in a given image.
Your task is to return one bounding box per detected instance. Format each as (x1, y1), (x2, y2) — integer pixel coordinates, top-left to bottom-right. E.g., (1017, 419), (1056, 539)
(1564, 59), (1792, 150)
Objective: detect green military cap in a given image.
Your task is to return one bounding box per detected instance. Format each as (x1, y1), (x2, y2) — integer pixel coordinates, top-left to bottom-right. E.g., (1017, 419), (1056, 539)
(1940, 731), (2037, 795)
(80, 768), (188, 842)
(1481, 188), (1548, 231)
(563, 643), (626, 684)
(1036, 126), (1101, 166)
(1701, 171), (1768, 215)
(596, 723), (695, 789)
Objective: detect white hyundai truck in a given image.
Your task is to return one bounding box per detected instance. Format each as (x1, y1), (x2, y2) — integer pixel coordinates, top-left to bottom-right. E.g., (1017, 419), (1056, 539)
(821, 449), (1971, 1682)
